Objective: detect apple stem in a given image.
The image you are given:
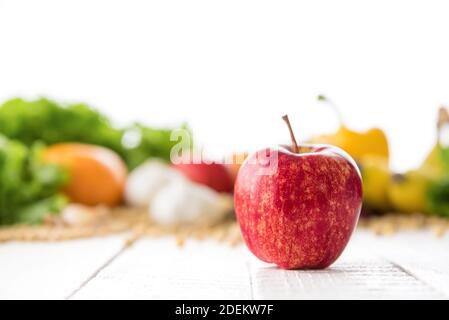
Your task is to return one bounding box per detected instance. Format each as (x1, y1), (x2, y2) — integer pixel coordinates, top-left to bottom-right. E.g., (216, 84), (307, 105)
(317, 95), (344, 126)
(437, 106), (449, 145)
(282, 115), (300, 153)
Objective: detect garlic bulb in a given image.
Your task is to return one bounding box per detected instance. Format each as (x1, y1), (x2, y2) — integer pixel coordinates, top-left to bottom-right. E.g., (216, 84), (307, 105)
(124, 160), (185, 207)
(150, 179), (233, 226)
(62, 204), (109, 226)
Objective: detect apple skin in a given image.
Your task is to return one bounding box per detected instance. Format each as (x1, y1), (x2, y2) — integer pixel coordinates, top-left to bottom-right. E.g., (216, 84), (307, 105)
(234, 145), (362, 269)
(173, 162), (234, 193)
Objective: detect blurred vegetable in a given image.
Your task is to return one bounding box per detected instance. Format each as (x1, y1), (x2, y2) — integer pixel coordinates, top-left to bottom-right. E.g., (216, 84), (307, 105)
(43, 143), (128, 206)
(389, 169), (449, 217)
(125, 160), (185, 207)
(125, 160), (233, 226)
(150, 179), (233, 226)
(358, 155), (391, 211)
(387, 107), (449, 217)
(421, 107), (449, 217)
(420, 107), (449, 178)
(311, 95), (389, 161)
(0, 134), (68, 225)
(388, 170), (433, 214)
(428, 178), (449, 217)
(61, 204), (110, 226)
(0, 98), (191, 170)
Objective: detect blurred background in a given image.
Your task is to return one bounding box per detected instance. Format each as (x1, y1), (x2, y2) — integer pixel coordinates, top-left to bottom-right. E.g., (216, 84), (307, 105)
(1, 0), (449, 172)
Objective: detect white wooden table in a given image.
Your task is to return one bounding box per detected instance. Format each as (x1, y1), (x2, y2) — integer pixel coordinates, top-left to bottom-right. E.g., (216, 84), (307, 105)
(1, 230), (448, 300)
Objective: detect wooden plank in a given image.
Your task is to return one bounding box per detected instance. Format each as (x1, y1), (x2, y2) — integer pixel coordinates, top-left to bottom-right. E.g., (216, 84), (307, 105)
(248, 231), (444, 299)
(365, 230), (449, 298)
(0, 235), (126, 299)
(71, 237), (252, 300)
(2, 229), (449, 299)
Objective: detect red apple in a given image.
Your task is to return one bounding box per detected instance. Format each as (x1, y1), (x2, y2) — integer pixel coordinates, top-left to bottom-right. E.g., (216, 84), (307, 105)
(225, 152), (249, 185)
(173, 161), (233, 193)
(234, 115), (362, 269)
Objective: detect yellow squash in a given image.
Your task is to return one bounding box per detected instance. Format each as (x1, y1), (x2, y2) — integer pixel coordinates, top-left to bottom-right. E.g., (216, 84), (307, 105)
(358, 155), (391, 211)
(387, 170), (432, 214)
(419, 107), (449, 178)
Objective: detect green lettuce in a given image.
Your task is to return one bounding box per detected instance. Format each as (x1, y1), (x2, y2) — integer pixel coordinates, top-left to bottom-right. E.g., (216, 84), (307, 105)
(0, 135), (68, 225)
(0, 98), (192, 170)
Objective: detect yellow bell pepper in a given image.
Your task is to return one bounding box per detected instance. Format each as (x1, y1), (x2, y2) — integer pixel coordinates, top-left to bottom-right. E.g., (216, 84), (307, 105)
(312, 126), (389, 160)
(311, 95), (389, 161)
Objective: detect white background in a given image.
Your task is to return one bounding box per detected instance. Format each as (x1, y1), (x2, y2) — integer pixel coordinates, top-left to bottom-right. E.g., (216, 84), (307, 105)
(1, 0), (449, 172)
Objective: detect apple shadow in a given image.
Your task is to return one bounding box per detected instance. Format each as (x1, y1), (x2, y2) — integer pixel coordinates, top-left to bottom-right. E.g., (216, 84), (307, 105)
(256, 265), (347, 274)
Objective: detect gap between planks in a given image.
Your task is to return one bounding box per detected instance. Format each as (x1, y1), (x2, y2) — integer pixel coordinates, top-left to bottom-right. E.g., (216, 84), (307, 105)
(70, 237), (253, 299)
(246, 261), (255, 300)
(0, 235), (127, 299)
(387, 260), (446, 297)
(65, 242), (131, 300)
(50, 230), (449, 300)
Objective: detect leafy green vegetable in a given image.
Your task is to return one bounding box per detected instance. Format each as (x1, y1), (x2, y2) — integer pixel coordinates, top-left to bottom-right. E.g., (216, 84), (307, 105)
(0, 98), (192, 170)
(122, 124), (191, 170)
(0, 97), (192, 225)
(427, 176), (449, 217)
(421, 146), (449, 217)
(0, 135), (68, 225)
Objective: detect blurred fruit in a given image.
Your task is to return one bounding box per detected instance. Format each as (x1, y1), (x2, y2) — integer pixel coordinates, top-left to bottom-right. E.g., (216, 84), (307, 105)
(42, 143), (127, 206)
(173, 161), (233, 193)
(226, 152), (249, 184)
(388, 170), (432, 214)
(358, 155), (391, 211)
(311, 95), (389, 161)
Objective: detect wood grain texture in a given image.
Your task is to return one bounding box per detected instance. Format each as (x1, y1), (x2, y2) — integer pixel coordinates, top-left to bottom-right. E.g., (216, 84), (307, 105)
(0, 235), (126, 299)
(71, 237), (252, 300)
(1, 230), (449, 299)
(365, 230), (449, 298)
(249, 231), (443, 299)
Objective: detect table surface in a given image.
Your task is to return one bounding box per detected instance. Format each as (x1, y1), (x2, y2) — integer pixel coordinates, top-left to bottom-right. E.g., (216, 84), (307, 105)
(1, 229), (449, 300)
